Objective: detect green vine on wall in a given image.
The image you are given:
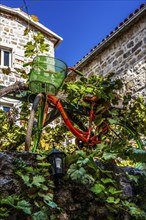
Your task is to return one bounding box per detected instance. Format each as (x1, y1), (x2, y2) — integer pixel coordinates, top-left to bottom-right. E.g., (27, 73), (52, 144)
(0, 155), (60, 219)
(0, 152), (146, 219)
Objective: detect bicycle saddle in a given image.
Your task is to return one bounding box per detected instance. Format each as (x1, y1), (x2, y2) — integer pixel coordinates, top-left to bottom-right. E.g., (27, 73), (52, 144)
(83, 95), (98, 103)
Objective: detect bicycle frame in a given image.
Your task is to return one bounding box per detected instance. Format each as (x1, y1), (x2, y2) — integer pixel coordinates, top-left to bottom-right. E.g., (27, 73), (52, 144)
(28, 93), (106, 152)
(47, 94), (103, 146)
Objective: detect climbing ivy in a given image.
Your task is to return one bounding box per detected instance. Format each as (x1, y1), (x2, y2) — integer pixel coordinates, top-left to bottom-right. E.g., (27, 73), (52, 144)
(0, 155), (60, 219)
(66, 150), (146, 219)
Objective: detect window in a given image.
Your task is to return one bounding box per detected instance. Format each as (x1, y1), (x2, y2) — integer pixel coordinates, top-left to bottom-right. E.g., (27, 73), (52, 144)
(0, 48), (12, 67)
(3, 106), (10, 112)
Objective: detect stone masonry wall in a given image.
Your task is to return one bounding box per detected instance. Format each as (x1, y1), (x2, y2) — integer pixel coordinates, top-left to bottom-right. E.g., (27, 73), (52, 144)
(78, 15), (146, 99)
(0, 11), (54, 87)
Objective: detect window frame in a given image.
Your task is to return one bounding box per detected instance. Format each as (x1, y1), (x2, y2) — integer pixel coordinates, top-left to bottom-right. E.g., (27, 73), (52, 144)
(0, 47), (12, 68)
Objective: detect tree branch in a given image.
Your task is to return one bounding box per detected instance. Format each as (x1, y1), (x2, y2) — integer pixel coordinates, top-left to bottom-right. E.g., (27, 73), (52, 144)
(0, 81), (28, 98)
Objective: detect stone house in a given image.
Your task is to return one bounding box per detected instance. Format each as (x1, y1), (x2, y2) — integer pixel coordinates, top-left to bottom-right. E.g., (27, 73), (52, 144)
(0, 4), (62, 111)
(71, 4), (146, 100)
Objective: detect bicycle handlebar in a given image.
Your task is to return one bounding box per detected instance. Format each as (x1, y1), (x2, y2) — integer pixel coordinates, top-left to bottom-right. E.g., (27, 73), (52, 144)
(23, 60), (83, 77)
(68, 67), (83, 76)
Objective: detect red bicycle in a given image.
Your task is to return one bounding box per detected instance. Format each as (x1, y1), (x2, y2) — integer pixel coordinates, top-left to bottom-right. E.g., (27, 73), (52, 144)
(24, 56), (143, 152)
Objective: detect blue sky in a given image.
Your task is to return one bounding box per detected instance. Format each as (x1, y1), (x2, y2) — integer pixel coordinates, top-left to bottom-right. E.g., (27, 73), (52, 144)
(1, 0), (145, 67)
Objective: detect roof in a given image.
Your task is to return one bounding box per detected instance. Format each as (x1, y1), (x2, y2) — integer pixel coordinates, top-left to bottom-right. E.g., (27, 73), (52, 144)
(0, 4), (63, 48)
(75, 3), (146, 69)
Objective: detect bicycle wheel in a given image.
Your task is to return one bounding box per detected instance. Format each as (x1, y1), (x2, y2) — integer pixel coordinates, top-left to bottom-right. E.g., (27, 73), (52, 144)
(103, 122), (144, 150)
(25, 93), (46, 152)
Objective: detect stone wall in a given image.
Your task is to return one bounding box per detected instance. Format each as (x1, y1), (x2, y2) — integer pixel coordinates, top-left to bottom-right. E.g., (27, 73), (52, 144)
(78, 14), (146, 99)
(0, 11), (54, 87)
(0, 152), (146, 220)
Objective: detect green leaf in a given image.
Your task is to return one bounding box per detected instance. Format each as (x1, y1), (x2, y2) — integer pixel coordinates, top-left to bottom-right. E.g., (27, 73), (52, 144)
(77, 158), (89, 166)
(16, 200), (31, 214)
(32, 209), (49, 220)
(44, 200), (58, 209)
(19, 173), (32, 187)
(86, 87), (93, 93)
(102, 152), (118, 160)
(32, 175), (45, 187)
(128, 206), (146, 217)
(82, 174), (95, 185)
(90, 183), (105, 194)
(101, 178), (115, 184)
(41, 185), (49, 191)
(70, 167), (86, 180)
(37, 162), (51, 167)
(24, 166), (34, 173)
(0, 207), (10, 217)
(37, 155), (47, 160)
(108, 187), (122, 195)
(65, 154), (79, 167)
(38, 193), (53, 201)
(76, 150), (87, 157)
(2, 124), (9, 131)
(106, 197), (120, 204)
(108, 118), (118, 124)
(0, 195), (17, 206)
(68, 163), (78, 174)
(50, 214), (58, 220)
(0, 196), (31, 215)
